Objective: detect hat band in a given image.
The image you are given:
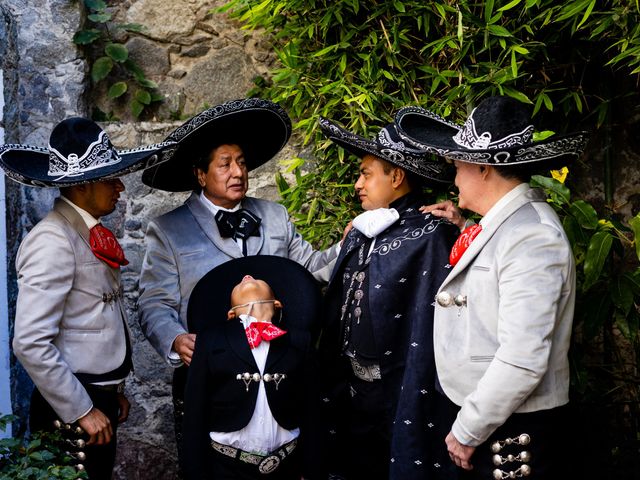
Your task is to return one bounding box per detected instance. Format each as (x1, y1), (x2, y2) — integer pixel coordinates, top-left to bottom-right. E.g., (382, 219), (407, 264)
(48, 130), (121, 180)
(452, 114), (534, 150)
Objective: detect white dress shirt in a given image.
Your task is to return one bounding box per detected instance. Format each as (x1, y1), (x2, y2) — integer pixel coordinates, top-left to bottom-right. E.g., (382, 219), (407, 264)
(209, 314), (299, 455)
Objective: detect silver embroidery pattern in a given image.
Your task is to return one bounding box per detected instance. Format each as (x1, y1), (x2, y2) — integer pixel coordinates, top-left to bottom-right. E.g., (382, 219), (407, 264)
(48, 131), (121, 178)
(373, 219), (440, 256)
(452, 112), (534, 150)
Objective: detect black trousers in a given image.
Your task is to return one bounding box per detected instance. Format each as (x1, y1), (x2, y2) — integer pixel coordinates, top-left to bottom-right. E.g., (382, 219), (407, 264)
(173, 365), (188, 475)
(437, 393), (570, 480)
(29, 386), (120, 480)
(333, 377), (391, 480)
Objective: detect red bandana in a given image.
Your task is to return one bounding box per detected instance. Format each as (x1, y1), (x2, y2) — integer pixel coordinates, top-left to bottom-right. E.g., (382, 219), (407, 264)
(245, 322), (286, 349)
(449, 224), (483, 266)
(89, 224), (129, 269)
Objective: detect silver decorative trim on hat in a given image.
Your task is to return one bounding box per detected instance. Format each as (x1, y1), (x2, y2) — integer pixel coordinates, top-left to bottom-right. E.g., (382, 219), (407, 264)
(452, 112), (534, 150)
(48, 130), (121, 180)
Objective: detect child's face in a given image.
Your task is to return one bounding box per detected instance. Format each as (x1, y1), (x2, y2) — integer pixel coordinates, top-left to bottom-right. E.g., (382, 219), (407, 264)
(230, 275), (277, 319)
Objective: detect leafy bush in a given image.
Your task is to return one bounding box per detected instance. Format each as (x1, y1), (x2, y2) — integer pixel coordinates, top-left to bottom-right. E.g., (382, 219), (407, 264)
(73, 0), (163, 119)
(0, 415), (88, 480)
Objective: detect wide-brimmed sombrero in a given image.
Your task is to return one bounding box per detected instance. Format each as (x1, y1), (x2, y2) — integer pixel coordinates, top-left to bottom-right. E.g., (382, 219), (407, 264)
(395, 96), (589, 166)
(187, 255), (320, 335)
(142, 98), (292, 192)
(318, 117), (454, 185)
(0, 117), (177, 188)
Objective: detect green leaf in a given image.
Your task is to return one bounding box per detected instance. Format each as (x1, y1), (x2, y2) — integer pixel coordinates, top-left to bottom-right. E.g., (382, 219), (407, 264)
(107, 82), (128, 99)
(87, 12), (111, 23)
(135, 89), (152, 105)
(130, 99), (144, 118)
(570, 200), (599, 230)
(91, 56), (113, 83)
(611, 275), (635, 315)
(486, 24), (511, 37)
(117, 23), (146, 33)
(582, 231), (613, 291)
(105, 43), (129, 62)
(629, 212), (640, 260)
(532, 130), (555, 141)
(614, 311), (631, 340)
(484, 0), (495, 22)
(530, 175), (571, 205)
(497, 0), (523, 12)
(73, 29), (101, 45)
(84, 0), (106, 10)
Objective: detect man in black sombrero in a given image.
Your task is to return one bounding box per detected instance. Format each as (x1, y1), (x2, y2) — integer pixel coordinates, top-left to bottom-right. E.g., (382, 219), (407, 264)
(136, 98), (344, 468)
(316, 116), (460, 479)
(182, 255), (324, 479)
(0, 117), (176, 480)
(395, 95), (589, 479)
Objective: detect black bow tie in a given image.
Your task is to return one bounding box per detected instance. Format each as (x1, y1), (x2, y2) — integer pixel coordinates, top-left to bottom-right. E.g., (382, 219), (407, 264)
(215, 209), (261, 255)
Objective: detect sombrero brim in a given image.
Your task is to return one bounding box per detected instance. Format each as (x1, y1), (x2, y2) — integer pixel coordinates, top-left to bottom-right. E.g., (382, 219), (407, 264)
(142, 98), (292, 192)
(395, 106), (590, 166)
(0, 141), (177, 188)
(187, 255), (321, 335)
(318, 117), (454, 185)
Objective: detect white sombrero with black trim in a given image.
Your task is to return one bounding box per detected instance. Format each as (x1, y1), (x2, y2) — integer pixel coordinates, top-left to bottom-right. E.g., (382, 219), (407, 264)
(0, 117), (177, 188)
(395, 96), (589, 166)
(142, 98), (292, 192)
(318, 117), (454, 185)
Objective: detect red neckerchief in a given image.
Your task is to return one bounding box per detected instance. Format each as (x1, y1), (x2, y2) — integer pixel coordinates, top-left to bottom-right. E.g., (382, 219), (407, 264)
(245, 322), (286, 349)
(449, 224), (482, 266)
(89, 224), (129, 269)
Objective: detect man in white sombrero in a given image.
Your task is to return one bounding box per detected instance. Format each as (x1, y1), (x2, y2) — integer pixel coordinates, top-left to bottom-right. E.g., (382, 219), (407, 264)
(395, 95), (589, 479)
(136, 98), (345, 469)
(0, 117), (176, 480)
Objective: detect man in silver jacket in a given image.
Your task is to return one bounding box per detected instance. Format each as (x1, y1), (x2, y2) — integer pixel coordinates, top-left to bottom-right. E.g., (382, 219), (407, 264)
(1, 117), (175, 480)
(396, 96), (589, 479)
(137, 99), (342, 467)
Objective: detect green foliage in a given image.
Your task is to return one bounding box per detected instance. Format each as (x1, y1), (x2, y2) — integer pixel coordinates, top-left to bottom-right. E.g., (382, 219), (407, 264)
(73, 0), (162, 119)
(0, 415), (88, 480)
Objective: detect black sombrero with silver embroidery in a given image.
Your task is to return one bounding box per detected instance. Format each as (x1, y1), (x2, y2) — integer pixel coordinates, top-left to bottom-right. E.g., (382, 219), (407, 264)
(0, 117), (177, 188)
(142, 98), (292, 192)
(318, 117), (454, 185)
(395, 96), (589, 166)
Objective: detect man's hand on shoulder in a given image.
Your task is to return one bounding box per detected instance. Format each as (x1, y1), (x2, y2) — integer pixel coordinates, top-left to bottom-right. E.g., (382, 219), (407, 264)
(340, 221), (353, 246)
(78, 407), (113, 445)
(173, 333), (196, 366)
(420, 200), (466, 231)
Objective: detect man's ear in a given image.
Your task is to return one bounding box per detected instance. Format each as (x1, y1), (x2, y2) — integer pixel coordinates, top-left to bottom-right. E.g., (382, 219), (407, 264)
(274, 300), (283, 309)
(195, 168), (206, 187)
(227, 309), (236, 320)
(391, 167), (406, 189)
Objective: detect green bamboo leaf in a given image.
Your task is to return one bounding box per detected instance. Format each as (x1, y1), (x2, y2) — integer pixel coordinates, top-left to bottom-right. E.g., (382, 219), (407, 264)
(91, 56), (113, 83)
(502, 88), (532, 104)
(105, 43), (129, 62)
(73, 29), (101, 45)
(457, 8), (463, 45)
(630, 213), (640, 260)
(486, 24), (512, 37)
(117, 23), (146, 33)
(582, 231), (613, 291)
(510, 49), (518, 78)
(570, 200), (599, 230)
(107, 82), (128, 99)
(484, 0), (494, 21)
(497, 0), (523, 12)
(576, 0), (596, 29)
